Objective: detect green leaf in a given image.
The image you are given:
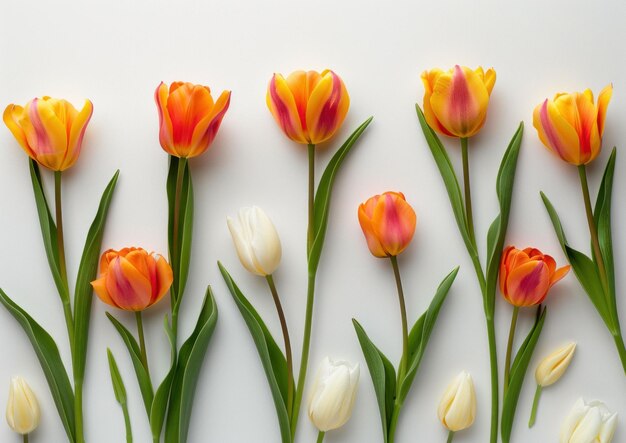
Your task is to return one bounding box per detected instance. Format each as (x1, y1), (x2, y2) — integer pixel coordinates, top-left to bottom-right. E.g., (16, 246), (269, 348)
(353, 319), (396, 443)
(0, 289), (76, 443)
(107, 349), (133, 443)
(501, 307), (547, 443)
(219, 262), (292, 443)
(107, 313), (154, 418)
(73, 170), (119, 383)
(150, 315), (177, 441)
(165, 288), (218, 443)
(398, 267), (459, 403)
(308, 117), (373, 275)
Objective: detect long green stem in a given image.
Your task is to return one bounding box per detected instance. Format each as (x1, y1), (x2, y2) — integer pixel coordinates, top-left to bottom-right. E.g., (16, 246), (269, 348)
(266, 275), (294, 416)
(75, 381), (84, 443)
(447, 430), (455, 443)
(136, 311), (151, 380)
(316, 431), (325, 443)
(54, 171), (74, 351)
(172, 157), (188, 306)
(486, 317), (499, 443)
(504, 307), (519, 391)
(390, 256), (409, 381)
(461, 138), (476, 246)
(388, 405), (402, 443)
(23, 434), (29, 443)
(307, 144), (315, 253)
(528, 384), (542, 428)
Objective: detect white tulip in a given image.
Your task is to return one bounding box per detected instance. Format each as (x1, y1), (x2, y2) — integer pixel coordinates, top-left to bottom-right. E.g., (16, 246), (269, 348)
(6, 376), (40, 435)
(437, 371), (476, 432)
(308, 357), (359, 432)
(536, 342), (577, 387)
(560, 398), (617, 443)
(227, 206), (282, 276)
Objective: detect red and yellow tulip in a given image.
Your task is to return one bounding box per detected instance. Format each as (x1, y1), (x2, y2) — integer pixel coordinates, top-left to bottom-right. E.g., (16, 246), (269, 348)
(532, 85), (612, 165)
(499, 246), (569, 307)
(3, 97), (93, 171)
(91, 247), (173, 311)
(421, 65), (496, 138)
(266, 69), (350, 145)
(358, 192), (417, 258)
(155, 81), (231, 158)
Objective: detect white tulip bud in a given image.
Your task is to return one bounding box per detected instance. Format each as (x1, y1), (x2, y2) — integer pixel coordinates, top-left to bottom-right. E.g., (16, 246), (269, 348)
(227, 206), (282, 277)
(560, 398), (617, 443)
(308, 357), (359, 432)
(535, 342), (576, 387)
(6, 376), (40, 435)
(437, 371), (476, 432)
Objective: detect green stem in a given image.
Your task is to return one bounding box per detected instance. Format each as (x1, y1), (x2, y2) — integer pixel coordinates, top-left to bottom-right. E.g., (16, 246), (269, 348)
(388, 405), (402, 443)
(316, 431), (325, 443)
(136, 311), (151, 380)
(266, 274), (294, 417)
(504, 306), (519, 392)
(307, 144), (315, 253)
(23, 434), (29, 443)
(121, 401), (133, 443)
(75, 380), (84, 443)
(172, 157), (188, 306)
(390, 256), (409, 381)
(612, 333), (626, 374)
(447, 430), (455, 443)
(528, 384), (542, 428)
(54, 171), (74, 351)
(486, 317), (499, 443)
(461, 138), (476, 246)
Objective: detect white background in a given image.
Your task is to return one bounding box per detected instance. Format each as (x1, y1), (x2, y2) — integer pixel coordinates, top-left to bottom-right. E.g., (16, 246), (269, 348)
(1, 0), (625, 442)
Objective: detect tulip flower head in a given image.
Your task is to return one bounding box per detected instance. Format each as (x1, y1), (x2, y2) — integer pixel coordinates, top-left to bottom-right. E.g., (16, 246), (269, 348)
(533, 85), (612, 166)
(91, 247), (173, 311)
(3, 96), (93, 171)
(308, 357), (359, 432)
(6, 376), (40, 435)
(155, 81), (231, 158)
(437, 371), (477, 433)
(266, 69), (350, 145)
(358, 191), (417, 258)
(499, 246), (570, 307)
(227, 206), (282, 277)
(536, 342), (576, 387)
(421, 65), (496, 138)
(560, 398), (617, 443)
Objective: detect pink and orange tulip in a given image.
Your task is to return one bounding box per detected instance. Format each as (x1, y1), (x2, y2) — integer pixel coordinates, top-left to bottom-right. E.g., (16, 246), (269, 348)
(91, 247), (173, 311)
(499, 246), (570, 308)
(421, 65), (496, 138)
(155, 81), (231, 158)
(3, 96), (93, 171)
(533, 85), (612, 165)
(266, 69), (350, 145)
(358, 192), (417, 258)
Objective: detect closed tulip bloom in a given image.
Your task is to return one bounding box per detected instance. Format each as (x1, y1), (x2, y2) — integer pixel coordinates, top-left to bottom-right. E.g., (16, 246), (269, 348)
(3, 96), (93, 171)
(155, 81), (231, 158)
(308, 357), (359, 432)
(499, 246), (570, 307)
(6, 377), (40, 435)
(266, 69), (350, 145)
(437, 371), (477, 432)
(560, 398), (617, 443)
(358, 192), (417, 258)
(91, 247), (173, 311)
(533, 85), (612, 165)
(421, 65), (496, 138)
(536, 342), (577, 387)
(227, 206), (282, 277)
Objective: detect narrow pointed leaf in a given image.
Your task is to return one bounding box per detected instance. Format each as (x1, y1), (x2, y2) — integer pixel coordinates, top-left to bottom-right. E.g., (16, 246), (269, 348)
(107, 349), (133, 443)
(150, 315), (176, 440)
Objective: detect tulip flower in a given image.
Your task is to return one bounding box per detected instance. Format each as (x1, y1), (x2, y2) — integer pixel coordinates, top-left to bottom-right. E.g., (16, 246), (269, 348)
(308, 357), (359, 435)
(6, 376), (40, 436)
(358, 191), (417, 258)
(155, 81), (231, 158)
(533, 85), (612, 166)
(91, 247), (173, 311)
(421, 65), (496, 138)
(438, 371), (476, 437)
(266, 69), (350, 145)
(3, 96), (93, 171)
(529, 342), (577, 427)
(560, 398), (617, 443)
(227, 206), (282, 277)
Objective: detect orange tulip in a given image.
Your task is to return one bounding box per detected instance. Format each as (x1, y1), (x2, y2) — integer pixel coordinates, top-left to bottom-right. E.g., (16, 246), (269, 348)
(532, 85), (612, 165)
(421, 65), (496, 138)
(91, 247), (173, 311)
(358, 192), (417, 258)
(155, 81), (231, 158)
(499, 246), (570, 307)
(266, 69), (350, 145)
(3, 96), (93, 171)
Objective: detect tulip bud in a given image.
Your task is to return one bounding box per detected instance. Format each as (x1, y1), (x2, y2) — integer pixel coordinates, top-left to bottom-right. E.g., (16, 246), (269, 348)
(499, 246), (570, 307)
(266, 69), (350, 145)
(155, 81), (231, 158)
(227, 206), (282, 277)
(560, 398), (617, 443)
(6, 377), (40, 435)
(308, 357), (359, 432)
(91, 247), (173, 311)
(421, 65), (496, 138)
(358, 192), (417, 258)
(533, 85), (612, 166)
(437, 371), (476, 432)
(4, 96), (93, 171)
(536, 342), (576, 387)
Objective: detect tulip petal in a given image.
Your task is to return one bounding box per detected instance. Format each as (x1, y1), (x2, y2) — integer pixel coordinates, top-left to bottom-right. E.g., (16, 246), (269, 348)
(505, 261), (550, 306)
(371, 193), (416, 257)
(3, 105), (32, 156)
(64, 99), (93, 170)
(421, 69), (454, 137)
(306, 70), (350, 144)
(154, 255), (174, 303)
(597, 84), (613, 137)
(358, 204), (387, 258)
(105, 257), (152, 311)
(266, 74), (307, 144)
(91, 275), (117, 308)
(285, 70), (322, 131)
(188, 90), (231, 157)
(534, 99), (581, 165)
(156, 82), (176, 155)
